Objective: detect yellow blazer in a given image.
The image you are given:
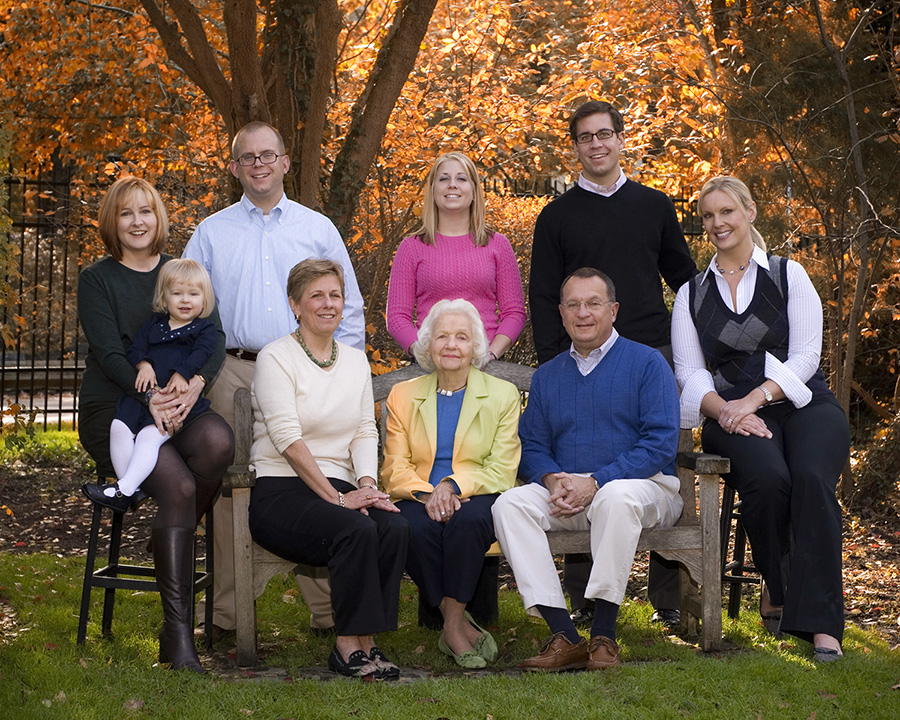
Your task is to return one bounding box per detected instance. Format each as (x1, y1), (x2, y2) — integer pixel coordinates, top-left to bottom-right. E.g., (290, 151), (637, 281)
(382, 367), (521, 501)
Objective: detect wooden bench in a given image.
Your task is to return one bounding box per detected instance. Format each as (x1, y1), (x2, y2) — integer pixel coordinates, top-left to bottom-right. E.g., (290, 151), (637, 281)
(222, 361), (727, 666)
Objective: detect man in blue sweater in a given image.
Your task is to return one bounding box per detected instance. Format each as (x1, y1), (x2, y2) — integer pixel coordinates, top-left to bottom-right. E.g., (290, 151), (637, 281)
(493, 268), (682, 670)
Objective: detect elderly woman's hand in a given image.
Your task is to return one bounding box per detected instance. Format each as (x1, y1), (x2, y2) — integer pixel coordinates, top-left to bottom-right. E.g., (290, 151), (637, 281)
(424, 481), (463, 523)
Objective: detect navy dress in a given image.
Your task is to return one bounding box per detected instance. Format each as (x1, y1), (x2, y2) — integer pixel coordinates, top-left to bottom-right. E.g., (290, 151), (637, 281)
(114, 313), (216, 433)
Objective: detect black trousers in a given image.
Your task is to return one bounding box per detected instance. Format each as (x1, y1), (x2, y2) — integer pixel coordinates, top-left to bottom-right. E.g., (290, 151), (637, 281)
(249, 476), (409, 637)
(702, 394), (849, 643)
(396, 494), (498, 608)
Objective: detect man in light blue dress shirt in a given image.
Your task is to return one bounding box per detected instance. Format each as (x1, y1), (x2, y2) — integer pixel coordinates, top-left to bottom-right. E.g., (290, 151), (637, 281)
(184, 121), (365, 637)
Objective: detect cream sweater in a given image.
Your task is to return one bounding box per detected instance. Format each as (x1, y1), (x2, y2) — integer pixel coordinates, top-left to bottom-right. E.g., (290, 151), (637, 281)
(249, 334), (377, 484)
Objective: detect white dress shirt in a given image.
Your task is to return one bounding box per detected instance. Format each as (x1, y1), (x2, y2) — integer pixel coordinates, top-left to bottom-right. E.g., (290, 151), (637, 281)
(183, 194), (366, 352)
(672, 245), (823, 427)
(577, 170), (627, 197)
(568, 328), (620, 376)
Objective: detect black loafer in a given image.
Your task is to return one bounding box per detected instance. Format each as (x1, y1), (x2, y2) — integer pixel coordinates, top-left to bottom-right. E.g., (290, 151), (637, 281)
(82, 482), (133, 513)
(651, 608), (681, 632)
(327, 646), (379, 679)
(368, 646), (400, 680)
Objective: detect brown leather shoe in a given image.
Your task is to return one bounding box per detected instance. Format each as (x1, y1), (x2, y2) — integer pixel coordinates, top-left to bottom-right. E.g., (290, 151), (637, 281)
(587, 635), (621, 669)
(521, 632), (588, 671)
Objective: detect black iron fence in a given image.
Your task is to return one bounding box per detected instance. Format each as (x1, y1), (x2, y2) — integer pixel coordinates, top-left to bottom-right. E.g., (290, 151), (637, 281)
(1, 167), (699, 431)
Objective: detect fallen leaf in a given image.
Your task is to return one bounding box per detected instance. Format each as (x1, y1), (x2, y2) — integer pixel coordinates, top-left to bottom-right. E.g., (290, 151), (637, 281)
(414, 644), (425, 654)
(123, 699), (145, 711)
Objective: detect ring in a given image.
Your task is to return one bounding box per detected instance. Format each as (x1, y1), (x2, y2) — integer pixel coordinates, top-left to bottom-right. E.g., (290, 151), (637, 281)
(366, 493), (371, 499)
(726, 418), (733, 424)
(440, 511), (446, 516)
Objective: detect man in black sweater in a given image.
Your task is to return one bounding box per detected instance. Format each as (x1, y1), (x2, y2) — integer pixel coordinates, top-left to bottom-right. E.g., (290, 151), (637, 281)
(529, 100), (698, 628)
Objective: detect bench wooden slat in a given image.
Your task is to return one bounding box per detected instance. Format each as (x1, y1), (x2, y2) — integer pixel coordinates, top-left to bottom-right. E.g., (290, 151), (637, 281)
(226, 361), (728, 665)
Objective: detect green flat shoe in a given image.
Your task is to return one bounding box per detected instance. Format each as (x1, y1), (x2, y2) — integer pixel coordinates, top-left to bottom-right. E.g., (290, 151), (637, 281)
(438, 634), (487, 669)
(465, 611), (498, 662)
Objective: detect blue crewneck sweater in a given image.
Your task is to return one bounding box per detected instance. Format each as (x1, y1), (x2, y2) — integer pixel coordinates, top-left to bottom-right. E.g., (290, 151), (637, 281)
(519, 337), (679, 488)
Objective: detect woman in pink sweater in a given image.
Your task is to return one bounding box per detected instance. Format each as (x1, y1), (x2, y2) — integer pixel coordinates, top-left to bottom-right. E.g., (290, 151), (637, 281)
(386, 152), (526, 362)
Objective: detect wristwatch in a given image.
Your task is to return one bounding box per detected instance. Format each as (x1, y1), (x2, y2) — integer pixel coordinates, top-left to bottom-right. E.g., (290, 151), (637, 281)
(757, 384), (773, 405)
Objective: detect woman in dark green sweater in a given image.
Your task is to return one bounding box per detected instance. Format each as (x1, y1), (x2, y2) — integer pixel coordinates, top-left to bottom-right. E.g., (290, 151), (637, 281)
(78, 177), (233, 673)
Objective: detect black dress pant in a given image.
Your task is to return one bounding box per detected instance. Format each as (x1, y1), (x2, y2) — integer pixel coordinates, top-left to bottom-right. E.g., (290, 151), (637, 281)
(702, 394), (849, 643)
(396, 494), (498, 608)
(249, 476), (409, 637)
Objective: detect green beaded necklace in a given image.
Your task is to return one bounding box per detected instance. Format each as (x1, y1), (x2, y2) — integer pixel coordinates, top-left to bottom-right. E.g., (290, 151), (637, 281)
(294, 328), (337, 368)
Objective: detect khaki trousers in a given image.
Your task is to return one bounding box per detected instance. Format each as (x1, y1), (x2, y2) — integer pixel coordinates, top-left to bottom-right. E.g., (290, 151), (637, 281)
(492, 474), (682, 614)
(196, 353), (334, 630)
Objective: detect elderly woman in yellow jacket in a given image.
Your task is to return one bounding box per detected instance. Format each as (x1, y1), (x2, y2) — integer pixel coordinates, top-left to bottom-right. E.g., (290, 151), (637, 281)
(382, 299), (521, 668)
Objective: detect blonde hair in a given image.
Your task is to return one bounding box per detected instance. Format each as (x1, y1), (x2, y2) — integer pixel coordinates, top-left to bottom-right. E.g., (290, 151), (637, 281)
(413, 299), (489, 371)
(97, 177), (169, 260)
(152, 259), (215, 318)
(698, 176), (767, 251)
(414, 152), (490, 247)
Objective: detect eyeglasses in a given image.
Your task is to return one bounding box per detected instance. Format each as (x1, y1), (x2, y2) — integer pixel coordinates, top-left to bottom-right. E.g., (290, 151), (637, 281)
(562, 299), (612, 313)
(574, 129), (617, 144)
(235, 152), (282, 167)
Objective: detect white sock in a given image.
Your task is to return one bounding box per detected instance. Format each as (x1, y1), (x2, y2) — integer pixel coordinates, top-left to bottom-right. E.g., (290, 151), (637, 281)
(113, 425), (170, 496)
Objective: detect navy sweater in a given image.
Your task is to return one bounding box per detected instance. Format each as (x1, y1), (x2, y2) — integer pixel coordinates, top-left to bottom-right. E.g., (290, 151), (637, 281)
(519, 338), (679, 488)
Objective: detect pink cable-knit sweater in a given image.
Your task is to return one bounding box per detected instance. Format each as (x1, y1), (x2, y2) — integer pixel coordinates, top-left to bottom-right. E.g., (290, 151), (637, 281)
(386, 232), (526, 353)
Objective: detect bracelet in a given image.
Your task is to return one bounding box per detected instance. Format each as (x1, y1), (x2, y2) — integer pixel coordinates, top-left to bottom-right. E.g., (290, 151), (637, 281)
(196, 374), (207, 386)
(145, 386), (162, 403)
(359, 483), (377, 490)
(337, 492), (345, 508)
(488, 351), (498, 362)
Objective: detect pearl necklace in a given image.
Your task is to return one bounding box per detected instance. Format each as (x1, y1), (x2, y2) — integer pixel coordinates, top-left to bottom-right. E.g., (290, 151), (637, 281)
(294, 328), (337, 368)
(437, 384), (467, 397)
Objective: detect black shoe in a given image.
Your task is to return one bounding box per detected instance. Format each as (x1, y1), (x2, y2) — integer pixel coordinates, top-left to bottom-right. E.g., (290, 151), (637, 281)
(368, 646), (400, 680)
(651, 608), (681, 632)
(813, 647), (843, 663)
(81, 482), (138, 513)
(569, 607), (594, 627)
(327, 646), (379, 679)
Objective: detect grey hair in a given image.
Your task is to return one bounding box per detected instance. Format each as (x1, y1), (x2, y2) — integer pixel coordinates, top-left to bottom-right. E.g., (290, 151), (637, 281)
(413, 299), (490, 371)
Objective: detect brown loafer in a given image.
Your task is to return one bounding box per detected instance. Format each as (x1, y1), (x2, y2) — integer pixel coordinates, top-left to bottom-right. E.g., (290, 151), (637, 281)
(587, 635), (621, 670)
(521, 632), (588, 671)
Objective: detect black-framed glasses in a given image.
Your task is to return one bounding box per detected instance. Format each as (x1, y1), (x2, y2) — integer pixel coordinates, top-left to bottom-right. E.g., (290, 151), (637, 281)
(574, 129), (617, 144)
(235, 152), (282, 166)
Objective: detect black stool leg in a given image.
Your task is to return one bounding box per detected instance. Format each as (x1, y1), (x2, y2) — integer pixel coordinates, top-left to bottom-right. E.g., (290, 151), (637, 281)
(728, 502), (749, 619)
(101, 508), (126, 637)
(77, 503), (104, 645)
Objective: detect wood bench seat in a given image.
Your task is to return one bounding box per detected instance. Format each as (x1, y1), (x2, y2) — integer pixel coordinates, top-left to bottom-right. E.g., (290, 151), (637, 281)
(222, 361), (727, 666)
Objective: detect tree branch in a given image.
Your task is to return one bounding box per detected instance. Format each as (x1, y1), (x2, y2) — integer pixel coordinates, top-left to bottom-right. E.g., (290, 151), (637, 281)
(326, 0), (439, 236)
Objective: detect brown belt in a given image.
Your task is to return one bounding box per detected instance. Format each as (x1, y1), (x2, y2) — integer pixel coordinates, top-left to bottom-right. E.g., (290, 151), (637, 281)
(226, 348), (258, 362)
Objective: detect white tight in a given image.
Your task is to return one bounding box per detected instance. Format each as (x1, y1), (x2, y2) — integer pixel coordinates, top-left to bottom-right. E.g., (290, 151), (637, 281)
(108, 419), (170, 497)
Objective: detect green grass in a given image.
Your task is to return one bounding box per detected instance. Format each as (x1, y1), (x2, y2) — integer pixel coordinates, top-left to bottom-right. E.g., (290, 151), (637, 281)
(1, 553), (898, 720)
(0, 429), (93, 470)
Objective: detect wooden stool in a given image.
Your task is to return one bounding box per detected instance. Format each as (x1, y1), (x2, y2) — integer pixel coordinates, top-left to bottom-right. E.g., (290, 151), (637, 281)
(77, 478), (214, 646)
(719, 484), (759, 619)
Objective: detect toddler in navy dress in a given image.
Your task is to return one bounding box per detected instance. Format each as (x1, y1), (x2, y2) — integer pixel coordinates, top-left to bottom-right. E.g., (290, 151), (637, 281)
(82, 259), (217, 511)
